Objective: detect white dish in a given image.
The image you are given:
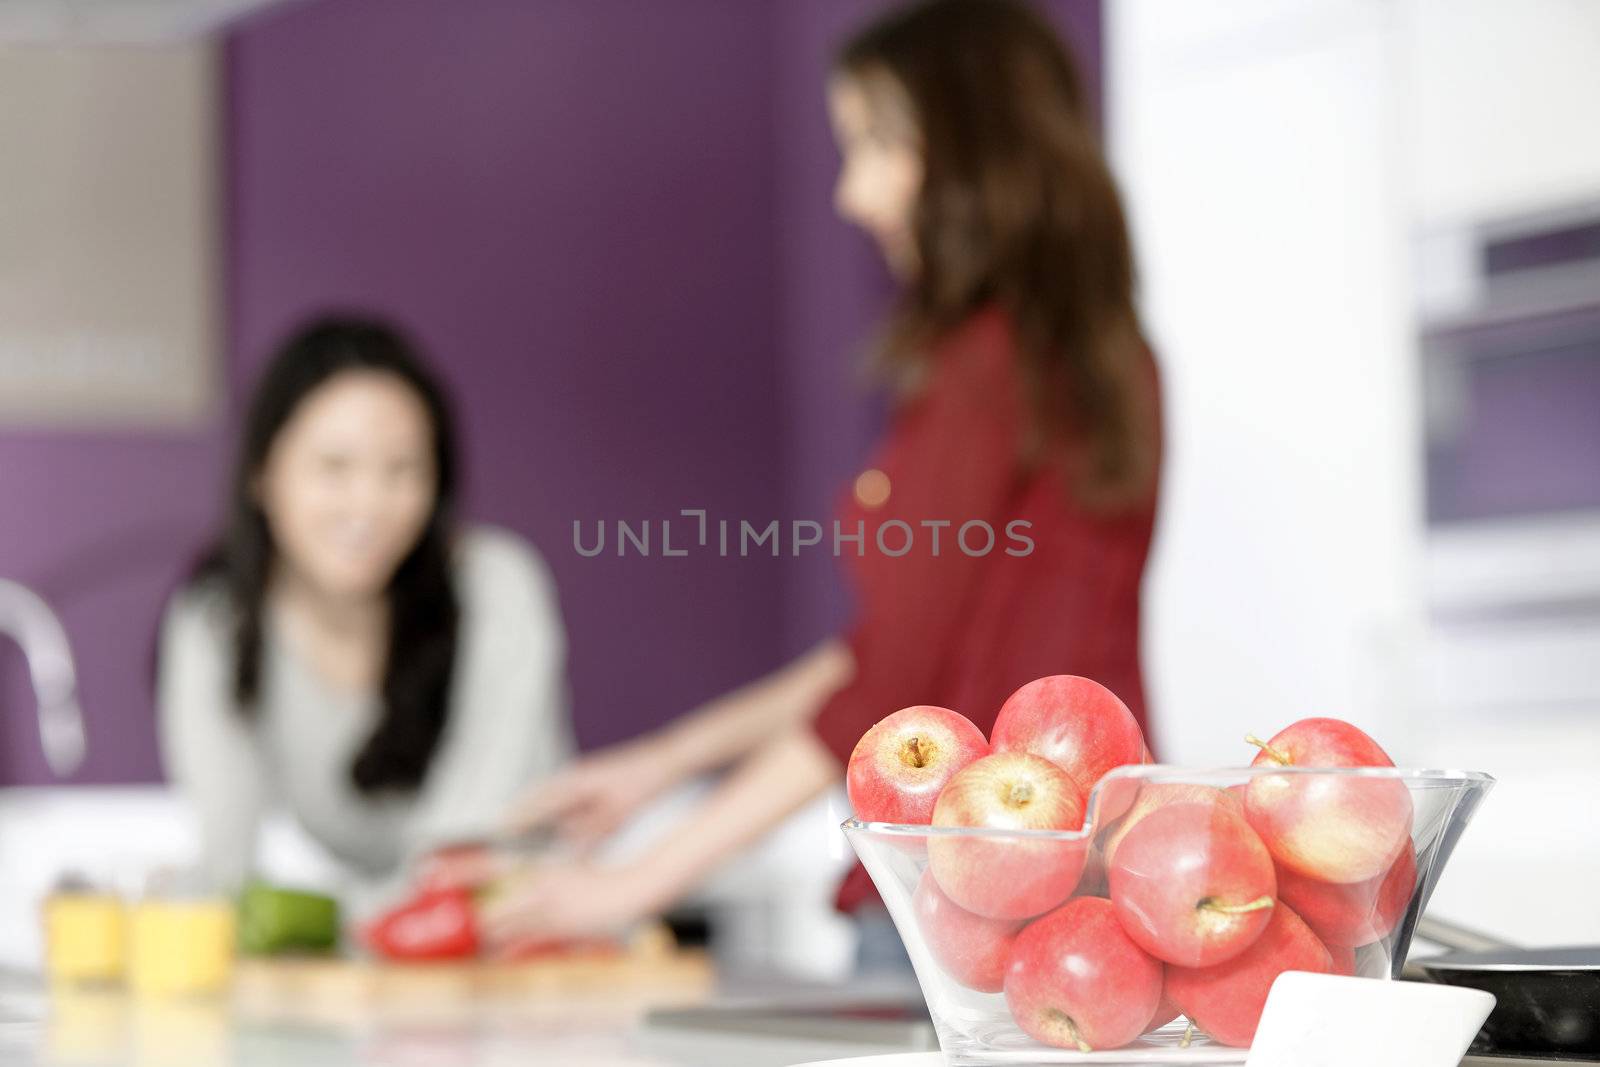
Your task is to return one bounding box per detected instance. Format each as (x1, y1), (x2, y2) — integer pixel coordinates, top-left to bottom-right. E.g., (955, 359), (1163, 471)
(1245, 971), (1494, 1067)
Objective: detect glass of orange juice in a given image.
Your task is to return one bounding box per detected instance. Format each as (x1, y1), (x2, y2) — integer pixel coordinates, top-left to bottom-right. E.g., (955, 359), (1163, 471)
(126, 869), (235, 999)
(43, 873), (127, 988)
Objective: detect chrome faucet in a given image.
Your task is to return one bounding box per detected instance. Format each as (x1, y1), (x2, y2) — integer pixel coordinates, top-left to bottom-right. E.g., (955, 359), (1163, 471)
(0, 578), (85, 777)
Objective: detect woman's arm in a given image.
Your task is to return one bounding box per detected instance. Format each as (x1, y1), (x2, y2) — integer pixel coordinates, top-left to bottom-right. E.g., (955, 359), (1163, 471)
(503, 637), (850, 844)
(656, 637), (851, 780)
(156, 587), (267, 893)
(481, 724), (839, 943)
(628, 723), (841, 908)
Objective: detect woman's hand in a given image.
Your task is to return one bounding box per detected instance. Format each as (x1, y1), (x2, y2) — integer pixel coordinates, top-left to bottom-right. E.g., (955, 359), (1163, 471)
(486, 726), (839, 950)
(414, 843), (512, 893)
(503, 736), (681, 848)
(478, 860), (661, 949)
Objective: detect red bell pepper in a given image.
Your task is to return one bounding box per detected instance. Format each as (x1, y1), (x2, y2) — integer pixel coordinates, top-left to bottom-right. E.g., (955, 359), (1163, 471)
(363, 886), (480, 961)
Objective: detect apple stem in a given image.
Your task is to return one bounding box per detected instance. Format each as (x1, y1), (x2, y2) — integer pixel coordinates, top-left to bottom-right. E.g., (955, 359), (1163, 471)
(1199, 894), (1276, 916)
(905, 736), (929, 769)
(1244, 733), (1291, 765)
(1180, 1022), (1195, 1049)
(1065, 1016), (1091, 1054)
(1044, 1011), (1092, 1053)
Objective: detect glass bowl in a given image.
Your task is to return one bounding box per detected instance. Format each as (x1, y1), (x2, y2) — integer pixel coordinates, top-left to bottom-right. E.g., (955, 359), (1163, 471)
(843, 764), (1493, 1065)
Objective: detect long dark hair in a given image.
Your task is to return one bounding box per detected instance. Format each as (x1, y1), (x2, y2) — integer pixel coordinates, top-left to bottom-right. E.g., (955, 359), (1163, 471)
(838, 0), (1157, 506)
(197, 314), (460, 795)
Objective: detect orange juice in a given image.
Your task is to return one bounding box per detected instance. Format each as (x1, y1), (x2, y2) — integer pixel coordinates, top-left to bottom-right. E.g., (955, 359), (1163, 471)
(43, 892), (127, 987)
(126, 898), (235, 998)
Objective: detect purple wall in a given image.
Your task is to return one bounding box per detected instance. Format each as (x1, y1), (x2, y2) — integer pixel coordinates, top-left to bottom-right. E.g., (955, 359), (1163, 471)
(0, 433), (224, 783)
(225, 0), (788, 756)
(771, 0), (900, 659)
(1, 0), (1103, 783)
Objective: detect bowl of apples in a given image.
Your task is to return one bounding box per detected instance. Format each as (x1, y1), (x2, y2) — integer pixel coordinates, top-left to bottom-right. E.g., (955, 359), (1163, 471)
(842, 676), (1493, 1065)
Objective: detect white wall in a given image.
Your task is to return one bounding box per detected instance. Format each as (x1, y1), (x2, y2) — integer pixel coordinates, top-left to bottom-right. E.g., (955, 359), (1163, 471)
(1403, 0), (1600, 225)
(1110, 0), (1600, 945)
(1110, 0), (1421, 768)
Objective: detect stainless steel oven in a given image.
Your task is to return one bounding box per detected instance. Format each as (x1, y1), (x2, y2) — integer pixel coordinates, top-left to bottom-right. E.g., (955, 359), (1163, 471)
(1416, 204), (1600, 716)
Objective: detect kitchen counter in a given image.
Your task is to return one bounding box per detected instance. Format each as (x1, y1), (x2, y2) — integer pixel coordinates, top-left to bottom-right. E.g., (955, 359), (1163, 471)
(0, 969), (928, 1067)
(3, 974), (1576, 1067)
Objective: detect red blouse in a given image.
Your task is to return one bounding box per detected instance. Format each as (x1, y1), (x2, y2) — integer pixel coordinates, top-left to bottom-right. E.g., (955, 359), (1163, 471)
(810, 305), (1163, 913)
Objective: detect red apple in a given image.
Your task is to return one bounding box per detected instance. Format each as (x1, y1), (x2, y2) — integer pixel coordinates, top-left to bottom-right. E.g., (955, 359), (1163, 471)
(1166, 900), (1333, 1048)
(1108, 802), (1277, 967)
(1101, 782), (1243, 866)
(928, 752), (1087, 920)
(1275, 840), (1416, 948)
(911, 870), (1024, 993)
(1093, 773), (1144, 831)
(1004, 897), (1163, 1051)
(1327, 942), (1357, 976)
(1080, 746), (1160, 832)
(991, 676), (1146, 797)
(846, 705), (988, 825)
(1243, 718), (1413, 884)
(1146, 986), (1182, 1033)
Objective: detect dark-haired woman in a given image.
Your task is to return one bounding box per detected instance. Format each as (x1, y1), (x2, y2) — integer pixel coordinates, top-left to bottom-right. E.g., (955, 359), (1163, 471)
(474, 0), (1161, 948)
(157, 316), (570, 897)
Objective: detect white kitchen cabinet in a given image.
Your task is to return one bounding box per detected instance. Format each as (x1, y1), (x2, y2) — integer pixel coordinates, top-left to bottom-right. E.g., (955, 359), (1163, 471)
(1401, 0), (1600, 225)
(0, 42), (219, 428)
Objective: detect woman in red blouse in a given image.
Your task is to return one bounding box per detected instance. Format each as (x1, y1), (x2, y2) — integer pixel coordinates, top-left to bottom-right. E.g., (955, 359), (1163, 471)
(475, 0), (1162, 945)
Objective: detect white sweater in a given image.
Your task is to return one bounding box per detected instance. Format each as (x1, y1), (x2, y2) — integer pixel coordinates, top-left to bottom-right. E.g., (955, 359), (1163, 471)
(156, 526), (572, 897)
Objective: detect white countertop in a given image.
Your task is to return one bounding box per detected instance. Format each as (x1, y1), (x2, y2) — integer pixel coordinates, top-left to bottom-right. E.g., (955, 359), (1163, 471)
(0, 971), (928, 1067)
(2, 976), (1560, 1067)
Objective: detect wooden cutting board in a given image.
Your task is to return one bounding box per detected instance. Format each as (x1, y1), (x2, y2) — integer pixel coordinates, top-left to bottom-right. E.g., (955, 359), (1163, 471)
(231, 924), (714, 1011)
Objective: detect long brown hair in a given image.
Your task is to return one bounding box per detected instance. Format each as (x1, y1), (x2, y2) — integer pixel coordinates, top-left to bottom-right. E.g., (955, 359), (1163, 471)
(195, 315), (461, 795)
(838, 0), (1156, 505)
